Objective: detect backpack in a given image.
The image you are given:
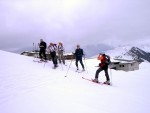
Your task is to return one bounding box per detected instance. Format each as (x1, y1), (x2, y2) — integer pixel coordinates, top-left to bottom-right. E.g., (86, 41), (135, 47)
(97, 54), (111, 65)
(105, 55), (111, 65)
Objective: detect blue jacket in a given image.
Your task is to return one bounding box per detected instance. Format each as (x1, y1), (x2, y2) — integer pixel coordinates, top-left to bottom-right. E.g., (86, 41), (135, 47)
(75, 48), (84, 58)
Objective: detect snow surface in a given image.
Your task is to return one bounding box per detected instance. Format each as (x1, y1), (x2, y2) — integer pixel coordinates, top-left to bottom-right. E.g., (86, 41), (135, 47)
(0, 50), (150, 113)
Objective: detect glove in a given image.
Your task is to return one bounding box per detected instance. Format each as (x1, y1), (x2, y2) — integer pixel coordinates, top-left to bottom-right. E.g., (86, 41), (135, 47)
(99, 63), (105, 68)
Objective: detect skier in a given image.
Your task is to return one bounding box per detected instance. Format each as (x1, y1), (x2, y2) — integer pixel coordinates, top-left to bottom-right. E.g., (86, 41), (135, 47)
(38, 39), (47, 61)
(74, 44), (85, 71)
(57, 42), (65, 65)
(48, 43), (58, 68)
(93, 53), (111, 85)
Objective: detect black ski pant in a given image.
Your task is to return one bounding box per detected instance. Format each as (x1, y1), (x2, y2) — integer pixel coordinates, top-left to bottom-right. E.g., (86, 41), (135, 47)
(75, 57), (84, 69)
(50, 52), (58, 67)
(95, 66), (110, 81)
(39, 49), (47, 60)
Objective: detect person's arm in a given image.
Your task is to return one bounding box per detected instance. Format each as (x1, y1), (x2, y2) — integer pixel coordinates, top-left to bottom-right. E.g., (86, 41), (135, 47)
(73, 49), (77, 56)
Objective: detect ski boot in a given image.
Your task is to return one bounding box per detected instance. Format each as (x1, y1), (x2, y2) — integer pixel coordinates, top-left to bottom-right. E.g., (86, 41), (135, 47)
(92, 78), (99, 83)
(103, 81), (111, 85)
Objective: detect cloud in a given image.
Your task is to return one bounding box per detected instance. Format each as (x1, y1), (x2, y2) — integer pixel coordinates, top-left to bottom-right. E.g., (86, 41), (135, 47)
(0, 0), (150, 53)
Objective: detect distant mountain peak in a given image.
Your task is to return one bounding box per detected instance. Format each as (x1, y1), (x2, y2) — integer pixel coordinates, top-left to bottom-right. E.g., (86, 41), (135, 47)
(106, 46), (150, 62)
(128, 47), (150, 62)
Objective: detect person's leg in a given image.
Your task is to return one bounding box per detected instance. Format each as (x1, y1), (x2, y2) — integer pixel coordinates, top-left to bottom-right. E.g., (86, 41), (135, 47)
(43, 49), (47, 60)
(58, 52), (61, 63)
(61, 51), (65, 64)
(75, 58), (79, 70)
(39, 49), (42, 59)
(51, 55), (55, 64)
(95, 68), (103, 79)
(93, 67), (103, 82)
(53, 52), (58, 67)
(104, 68), (110, 82)
(54, 57), (57, 67)
(79, 58), (84, 70)
(50, 53), (55, 65)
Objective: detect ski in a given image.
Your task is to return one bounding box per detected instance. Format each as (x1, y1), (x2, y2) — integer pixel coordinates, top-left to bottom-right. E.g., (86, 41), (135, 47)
(82, 77), (111, 85)
(75, 70), (78, 72)
(52, 67), (58, 69)
(75, 70), (85, 73)
(82, 77), (103, 84)
(78, 70), (85, 73)
(33, 60), (43, 63)
(33, 60), (48, 63)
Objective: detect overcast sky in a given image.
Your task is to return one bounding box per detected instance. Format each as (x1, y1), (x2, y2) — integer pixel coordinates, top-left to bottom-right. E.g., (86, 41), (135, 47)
(0, 0), (150, 53)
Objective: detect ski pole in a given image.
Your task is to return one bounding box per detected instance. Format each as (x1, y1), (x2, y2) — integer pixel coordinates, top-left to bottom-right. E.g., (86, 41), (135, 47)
(60, 62), (63, 71)
(83, 57), (88, 74)
(109, 68), (112, 85)
(65, 59), (73, 77)
(43, 62), (46, 68)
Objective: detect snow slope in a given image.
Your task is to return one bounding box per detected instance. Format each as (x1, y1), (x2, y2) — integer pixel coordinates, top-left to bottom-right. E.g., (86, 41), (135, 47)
(133, 39), (150, 53)
(106, 46), (133, 59)
(0, 50), (150, 113)
(106, 41), (150, 60)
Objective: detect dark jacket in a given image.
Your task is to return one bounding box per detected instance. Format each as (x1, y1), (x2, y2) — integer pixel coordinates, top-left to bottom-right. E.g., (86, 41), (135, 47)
(39, 41), (47, 50)
(74, 48), (84, 58)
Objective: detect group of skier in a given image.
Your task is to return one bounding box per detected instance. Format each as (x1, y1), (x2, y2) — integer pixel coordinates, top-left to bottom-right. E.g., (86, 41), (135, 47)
(39, 39), (65, 68)
(38, 39), (111, 85)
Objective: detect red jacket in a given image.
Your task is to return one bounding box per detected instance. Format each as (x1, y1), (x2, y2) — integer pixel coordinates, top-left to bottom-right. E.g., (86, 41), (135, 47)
(97, 54), (107, 68)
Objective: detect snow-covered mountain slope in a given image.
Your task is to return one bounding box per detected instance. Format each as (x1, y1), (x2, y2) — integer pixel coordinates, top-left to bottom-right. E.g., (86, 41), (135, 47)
(132, 39), (150, 53)
(0, 50), (150, 113)
(106, 43), (150, 62)
(106, 46), (133, 59)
